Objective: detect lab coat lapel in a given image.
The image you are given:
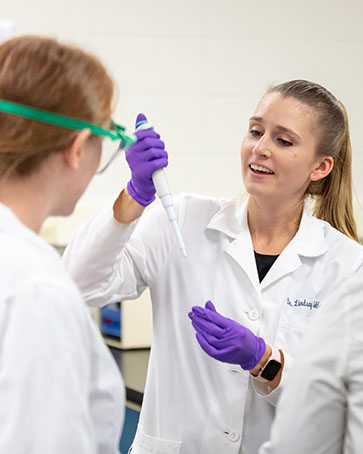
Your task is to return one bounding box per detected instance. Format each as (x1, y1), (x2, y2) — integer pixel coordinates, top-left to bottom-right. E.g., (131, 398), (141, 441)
(225, 231), (261, 295)
(260, 206), (329, 290)
(206, 198), (261, 295)
(260, 242), (302, 290)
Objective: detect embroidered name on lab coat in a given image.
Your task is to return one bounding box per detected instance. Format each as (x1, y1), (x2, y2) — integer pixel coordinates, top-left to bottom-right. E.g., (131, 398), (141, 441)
(287, 297), (320, 310)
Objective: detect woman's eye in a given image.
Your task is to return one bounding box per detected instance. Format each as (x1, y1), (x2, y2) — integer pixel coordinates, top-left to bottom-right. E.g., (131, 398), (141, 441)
(250, 129), (262, 137)
(278, 138), (293, 147)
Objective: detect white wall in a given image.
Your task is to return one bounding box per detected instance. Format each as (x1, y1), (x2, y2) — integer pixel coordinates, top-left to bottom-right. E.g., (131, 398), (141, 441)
(2, 0), (363, 243)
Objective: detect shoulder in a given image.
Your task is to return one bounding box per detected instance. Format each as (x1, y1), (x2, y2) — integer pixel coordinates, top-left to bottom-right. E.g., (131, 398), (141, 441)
(297, 210), (363, 273)
(318, 218), (363, 255)
(173, 192), (229, 225)
(303, 210), (363, 256)
(0, 211), (88, 335)
(0, 228), (79, 302)
(329, 271), (363, 320)
(174, 192), (227, 207)
(138, 192), (228, 231)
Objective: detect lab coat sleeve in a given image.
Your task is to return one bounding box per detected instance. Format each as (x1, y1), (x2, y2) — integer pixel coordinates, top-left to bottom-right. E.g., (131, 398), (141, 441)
(259, 274), (363, 454)
(63, 197), (141, 307)
(0, 283), (98, 454)
(63, 196), (180, 307)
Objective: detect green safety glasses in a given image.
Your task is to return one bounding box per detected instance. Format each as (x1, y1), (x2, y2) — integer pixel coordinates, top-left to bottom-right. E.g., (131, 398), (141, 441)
(0, 100), (137, 174)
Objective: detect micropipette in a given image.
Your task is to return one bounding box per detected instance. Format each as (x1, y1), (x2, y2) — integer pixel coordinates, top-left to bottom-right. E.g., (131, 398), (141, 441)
(136, 118), (187, 257)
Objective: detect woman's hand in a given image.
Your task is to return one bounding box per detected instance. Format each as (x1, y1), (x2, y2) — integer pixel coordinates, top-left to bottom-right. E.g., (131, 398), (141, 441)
(188, 300), (266, 370)
(125, 113), (168, 207)
(113, 113), (168, 224)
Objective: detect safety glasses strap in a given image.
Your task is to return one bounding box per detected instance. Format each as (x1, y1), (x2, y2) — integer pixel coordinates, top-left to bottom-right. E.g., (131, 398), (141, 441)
(0, 100), (136, 146)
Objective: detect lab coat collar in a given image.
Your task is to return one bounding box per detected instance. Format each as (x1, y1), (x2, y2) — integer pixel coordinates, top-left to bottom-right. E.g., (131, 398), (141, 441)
(0, 202), (21, 229)
(0, 202), (46, 246)
(293, 205), (329, 258)
(206, 196), (248, 239)
(206, 198), (329, 293)
(206, 197), (328, 258)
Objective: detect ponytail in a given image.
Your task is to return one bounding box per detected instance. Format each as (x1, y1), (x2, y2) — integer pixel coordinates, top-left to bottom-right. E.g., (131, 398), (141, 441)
(309, 103), (358, 242)
(268, 80), (359, 243)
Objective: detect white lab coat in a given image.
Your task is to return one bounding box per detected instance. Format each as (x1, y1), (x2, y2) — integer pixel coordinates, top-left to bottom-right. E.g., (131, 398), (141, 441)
(64, 193), (363, 454)
(259, 270), (363, 454)
(0, 203), (125, 454)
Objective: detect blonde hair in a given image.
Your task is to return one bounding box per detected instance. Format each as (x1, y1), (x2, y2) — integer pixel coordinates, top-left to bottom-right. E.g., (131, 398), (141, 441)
(268, 80), (358, 242)
(0, 35), (115, 177)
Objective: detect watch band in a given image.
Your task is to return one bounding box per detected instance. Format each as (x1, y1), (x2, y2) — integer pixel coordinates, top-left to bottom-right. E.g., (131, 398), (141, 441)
(252, 347), (282, 383)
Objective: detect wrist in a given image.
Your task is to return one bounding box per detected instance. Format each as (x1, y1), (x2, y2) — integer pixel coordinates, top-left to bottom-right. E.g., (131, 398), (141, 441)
(113, 188), (145, 224)
(127, 180), (155, 207)
(250, 344), (271, 376)
(251, 346), (283, 384)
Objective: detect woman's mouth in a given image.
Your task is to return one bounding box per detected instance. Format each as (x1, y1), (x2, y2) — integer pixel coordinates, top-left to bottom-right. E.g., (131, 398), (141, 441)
(249, 164), (275, 175)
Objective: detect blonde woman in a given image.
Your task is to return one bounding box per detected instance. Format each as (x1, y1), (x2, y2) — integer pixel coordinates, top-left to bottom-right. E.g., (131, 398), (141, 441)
(0, 36), (135, 453)
(64, 80), (363, 453)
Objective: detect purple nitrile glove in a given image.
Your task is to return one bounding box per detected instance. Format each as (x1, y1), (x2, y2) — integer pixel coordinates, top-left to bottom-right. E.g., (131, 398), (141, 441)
(188, 300), (266, 370)
(125, 113), (168, 207)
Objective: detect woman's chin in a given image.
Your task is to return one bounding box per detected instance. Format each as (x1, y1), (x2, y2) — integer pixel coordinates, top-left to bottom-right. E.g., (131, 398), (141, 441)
(245, 185), (272, 198)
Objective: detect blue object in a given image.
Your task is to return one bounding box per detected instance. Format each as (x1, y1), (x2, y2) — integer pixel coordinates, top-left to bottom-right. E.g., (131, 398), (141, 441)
(100, 303), (121, 337)
(120, 407), (140, 453)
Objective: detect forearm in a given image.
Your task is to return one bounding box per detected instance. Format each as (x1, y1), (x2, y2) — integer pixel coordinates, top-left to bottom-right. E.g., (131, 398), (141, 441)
(113, 188), (145, 224)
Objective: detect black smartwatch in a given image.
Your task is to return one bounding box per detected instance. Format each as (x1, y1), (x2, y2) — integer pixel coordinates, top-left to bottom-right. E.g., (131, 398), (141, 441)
(253, 347), (282, 382)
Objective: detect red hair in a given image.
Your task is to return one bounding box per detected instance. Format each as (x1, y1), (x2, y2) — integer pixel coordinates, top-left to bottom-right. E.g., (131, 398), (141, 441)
(0, 35), (115, 176)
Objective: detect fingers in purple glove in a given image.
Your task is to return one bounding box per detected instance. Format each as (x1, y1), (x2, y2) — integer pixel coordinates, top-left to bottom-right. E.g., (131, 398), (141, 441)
(145, 158), (168, 174)
(193, 324), (228, 349)
(205, 300), (217, 312)
(195, 331), (218, 356)
(191, 306), (208, 318)
(134, 138), (165, 151)
(190, 313), (225, 338)
(134, 129), (161, 141)
(191, 319), (219, 342)
(128, 148), (168, 167)
(195, 332), (236, 361)
(126, 135), (168, 176)
(192, 305), (230, 329)
(202, 306), (232, 328)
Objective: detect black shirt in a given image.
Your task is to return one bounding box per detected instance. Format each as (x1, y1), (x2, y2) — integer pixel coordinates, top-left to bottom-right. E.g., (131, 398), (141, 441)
(254, 251), (279, 283)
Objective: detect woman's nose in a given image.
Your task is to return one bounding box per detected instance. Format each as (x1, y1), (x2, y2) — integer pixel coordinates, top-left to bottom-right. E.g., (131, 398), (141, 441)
(253, 136), (272, 158)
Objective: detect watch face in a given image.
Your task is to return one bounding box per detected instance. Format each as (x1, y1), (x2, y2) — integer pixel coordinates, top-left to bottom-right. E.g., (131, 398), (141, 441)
(260, 359), (282, 381)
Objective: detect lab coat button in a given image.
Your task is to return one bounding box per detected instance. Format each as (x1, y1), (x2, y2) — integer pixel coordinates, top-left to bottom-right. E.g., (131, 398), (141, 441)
(228, 431), (240, 442)
(248, 310), (259, 321)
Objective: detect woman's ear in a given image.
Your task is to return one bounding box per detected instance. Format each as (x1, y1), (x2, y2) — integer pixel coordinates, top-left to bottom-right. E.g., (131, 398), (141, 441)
(310, 156), (334, 182)
(63, 129), (92, 170)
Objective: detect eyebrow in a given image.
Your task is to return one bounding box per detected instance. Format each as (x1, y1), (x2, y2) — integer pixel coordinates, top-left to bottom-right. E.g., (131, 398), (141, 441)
(249, 116), (301, 141)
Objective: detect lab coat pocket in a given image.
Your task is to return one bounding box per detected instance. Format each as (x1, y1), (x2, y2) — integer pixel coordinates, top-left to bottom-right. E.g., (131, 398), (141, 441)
(274, 310), (311, 358)
(132, 424), (181, 453)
